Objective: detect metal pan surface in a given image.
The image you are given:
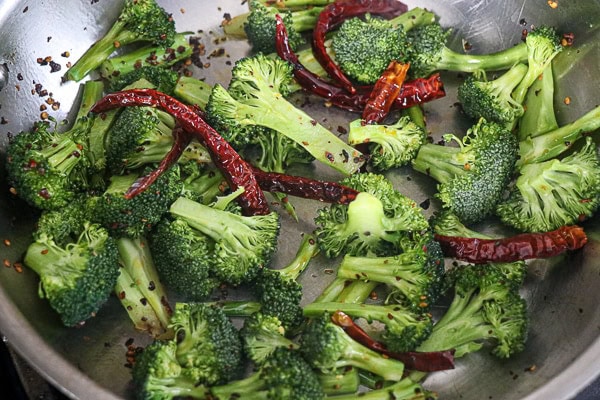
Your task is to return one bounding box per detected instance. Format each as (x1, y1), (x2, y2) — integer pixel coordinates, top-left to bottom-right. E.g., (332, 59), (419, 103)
(0, 0), (599, 399)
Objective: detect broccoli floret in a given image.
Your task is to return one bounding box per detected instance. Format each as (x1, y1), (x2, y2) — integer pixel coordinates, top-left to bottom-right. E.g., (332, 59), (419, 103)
(168, 196), (280, 286)
(34, 196), (90, 247)
(239, 312), (299, 366)
(303, 302), (432, 353)
(458, 63), (528, 124)
(179, 164), (228, 205)
(131, 340), (210, 400)
(100, 33), (192, 82)
(497, 137), (600, 232)
(253, 233), (318, 329)
(330, 377), (436, 400)
(517, 63), (558, 141)
(205, 54), (365, 175)
(314, 172), (429, 258)
(347, 115), (427, 171)
(337, 230), (444, 312)
(90, 166), (183, 238)
(517, 104), (600, 166)
(114, 236), (173, 337)
(107, 66), (180, 94)
(5, 81), (104, 210)
(65, 0), (176, 81)
(209, 347), (324, 400)
(417, 262), (529, 359)
(23, 222), (119, 327)
(411, 118), (518, 224)
(407, 23), (533, 78)
(299, 313), (407, 380)
(168, 302), (243, 386)
(105, 105), (209, 174)
(318, 367), (361, 396)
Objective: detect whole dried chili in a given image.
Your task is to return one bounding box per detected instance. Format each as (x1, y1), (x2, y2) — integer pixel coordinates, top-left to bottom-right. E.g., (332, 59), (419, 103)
(362, 60), (410, 124)
(331, 311), (455, 372)
(275, 15), (445, 113)
(434, 225), (588, 264)
(251, 167), (359, 205)
(90, 89), (270, 216)
(312, 0), (408, 94)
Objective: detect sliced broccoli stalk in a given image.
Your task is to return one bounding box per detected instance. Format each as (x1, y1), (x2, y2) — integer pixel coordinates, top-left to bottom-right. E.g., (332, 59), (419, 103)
(239, 312), (299, 366)
(168, 196), (280, 286)
(65, 0), (176, 81)
(131, 340), (210, 400)
(173, 76), (213, 110)
(458, 63), (528, 124)
(254, 0), (335, 8)
(205, 54), (365, 175)
(303, 302), (432, 353)
(209, 347), (324, 400)
(100, 33), (192, 81)
(517, 104), (600, 166)
(330, 376), (435, 400)
(337, 231), (445, 312)
(318, 367), (361, 396)
(253, 232), (319, 329)
(411, 118), (518, 224)
(347, 115), (427, 171)
(417, 262), (529, 359)
(517, 63), (558, 141)
(107, 65), (180, 94)
(115, 236), (172, 337)
(497, 137), (600, 232)
(24, 223), (119, 327)
(300, 313), (406, 381)
(5, 81), (104, 210)
(169, 302), (243, 386)
(407, 23), (531, 78)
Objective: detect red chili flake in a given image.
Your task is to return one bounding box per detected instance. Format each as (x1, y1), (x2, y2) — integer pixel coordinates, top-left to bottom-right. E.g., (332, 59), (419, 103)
(3, 259), (10, 268)
(3, 239), (11, 246)
(325, 151), (335, 162)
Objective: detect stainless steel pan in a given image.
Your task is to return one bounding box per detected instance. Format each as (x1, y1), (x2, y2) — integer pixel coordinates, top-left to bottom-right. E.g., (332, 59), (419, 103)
(1, 1), (599, 399)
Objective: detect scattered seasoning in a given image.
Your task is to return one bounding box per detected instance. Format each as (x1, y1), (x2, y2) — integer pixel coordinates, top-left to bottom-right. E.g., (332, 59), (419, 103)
(0, 117), (8, 125)
(16, 73), (23, 81)
(61, 51), (70, 57)
(564, 96), (571, 105)
(525, 364), (537, 372)
(3, 259), (10, 268)
(13, 262), (23, 273)
(3, 239), (10, 247)
(547, 0), (558, 9)
(22, 6), (28, 12)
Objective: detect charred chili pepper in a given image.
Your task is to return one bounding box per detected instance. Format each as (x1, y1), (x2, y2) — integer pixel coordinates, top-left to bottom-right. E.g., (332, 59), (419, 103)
(251, 167), (359, 205)
(434, 225), (588, 264)
(362, 60), (410, 124)
(331, 311), (455, 372)
(275, 15), (445, 113)
(312, 0), (408, 94)
(90, 89), (270, 216)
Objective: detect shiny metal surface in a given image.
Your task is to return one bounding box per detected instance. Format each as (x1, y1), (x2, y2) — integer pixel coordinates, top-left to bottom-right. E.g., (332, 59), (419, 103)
(0, 1), (599, 399)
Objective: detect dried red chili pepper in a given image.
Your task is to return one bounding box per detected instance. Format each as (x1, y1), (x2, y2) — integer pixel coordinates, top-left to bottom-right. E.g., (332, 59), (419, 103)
(275, 15), (445, 113)
(251, 167), (359, 205)
(362, 60), (410, 124)
(434, 225), (588, 264)
(331, 311), (455, 372)
(312, 0), (408, 94)
(90, 89), (270, 216)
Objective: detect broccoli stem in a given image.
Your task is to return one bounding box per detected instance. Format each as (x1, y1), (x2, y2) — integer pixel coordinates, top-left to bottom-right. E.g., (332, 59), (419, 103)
(174, 76), (213, 110)
(319, 367), (360, 396)
(314, 277), (350, 303)
(277, 233), (319, 281)
(390, 7), (436, 31)
(517, 63), (558, 141)
(116, 237), (173, 336)
(329, 377), (432, 400)
(256, 0), (335, 8)
(209, 300), (263, 317)
(336, 280), (378, 304)
(411, 141), (467, 184)
(517, 104), (600, 166)
(75, 80), (105, 119)
(224, 5), (323, 37)
(435, 43), (528, 73)
(209, 371), (266, 400)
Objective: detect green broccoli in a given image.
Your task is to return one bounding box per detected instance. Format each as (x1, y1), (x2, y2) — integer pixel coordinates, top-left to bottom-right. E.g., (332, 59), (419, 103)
(411, 118), (518, 224)
(253, 232), (319, 330)
(239, 312), (299, 366)
(336, 230), (445, 312)
(168, 196), (280, 286)
(169, 302), (243, 386)
(65, 0), (176, 81)
(347, 115), (427, 171)
(205, 54), (365, 175)
(330, 377), (436, 400)
(90, 166), (183, 238)
(23, 221), (119, 327)
(318, 367), (361, 396)
(416, 262), (529, 359)
(114, 236), (173, 337)
(34, 196), (90, 247)
(5, 80), (105, 210)
(100, 33), (192, 82)
(457, 63), (528, 124)
(208, 347), (324, 400)
(517, 63), (558, 141)
(497, 137), (600, 232)
(172, 76), (214, 110)
(107, 66), (180, 94)
(314, 172), (429, 258)
(299, 313), (407, 381)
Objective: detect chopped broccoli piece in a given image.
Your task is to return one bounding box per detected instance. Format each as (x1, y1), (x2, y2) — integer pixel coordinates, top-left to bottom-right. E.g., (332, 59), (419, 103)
(239, 312), (299, 366)
(347, 115), (427, 171)
(411, 118), (518, 224)
(517, 63), (558, 141)
(65, 0), (176, 81)
(497, 137), (600, 232)
(168, 196), (280, 286)
(458, 63), (528, 124)
(107, 65), (180, 94)
(330, 376), (436, 400)
(173, 76), (213, 110)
